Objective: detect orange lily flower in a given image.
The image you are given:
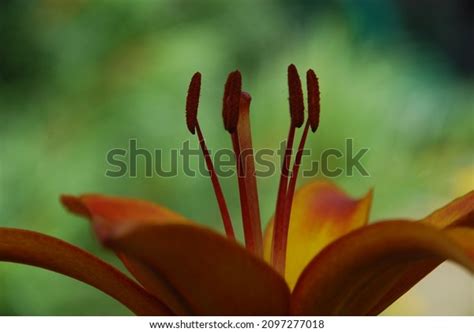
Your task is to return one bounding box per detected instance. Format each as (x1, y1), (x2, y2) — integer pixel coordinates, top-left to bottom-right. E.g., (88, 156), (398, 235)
(1, 65), (473, 315)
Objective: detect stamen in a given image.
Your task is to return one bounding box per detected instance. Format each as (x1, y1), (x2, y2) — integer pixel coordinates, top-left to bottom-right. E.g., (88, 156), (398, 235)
(222, 71), (242, 133)
(185, 73), (235, 239)
(185, 72), (201, 135)
(271, 64), (305, 273)
(306, 69), (320, 132)
(275, 68), (321, 274)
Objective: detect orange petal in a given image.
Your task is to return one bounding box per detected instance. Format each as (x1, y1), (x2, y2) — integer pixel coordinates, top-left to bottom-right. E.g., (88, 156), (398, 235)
(108, 223), (291, 315)
(446, 227), (474, 259)
(0, 227), (170, 315)
(118, 255), (192, 315)
(61, 194), (187, 242)
(291, 221), (474, 315)
(368, 192), (474, 314)
(263, 181), (372, 288)
(422, 190), (474, 229)
(61, 194), (192, 314)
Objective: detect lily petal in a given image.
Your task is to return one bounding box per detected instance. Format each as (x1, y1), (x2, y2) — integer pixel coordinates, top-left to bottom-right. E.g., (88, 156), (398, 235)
(108, 223), (291, 315)
(61, 194), (187, 242)
(369, 192), (474, 314)
(118, 255), (192, 315)
(446, 227), (474, 260)
(264, 181), (372, 288)
(0, 227), (170, 315)
(422, 190), (474, 229)
(61, 194), (191, 314)
(291, 221), (474, 315)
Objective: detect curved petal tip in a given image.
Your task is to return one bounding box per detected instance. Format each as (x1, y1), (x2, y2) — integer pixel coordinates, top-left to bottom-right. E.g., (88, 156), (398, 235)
(60, 194), (90, 218)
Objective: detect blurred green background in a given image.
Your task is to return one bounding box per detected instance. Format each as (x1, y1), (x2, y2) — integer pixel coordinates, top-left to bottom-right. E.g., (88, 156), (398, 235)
(0, 0), (473, 315)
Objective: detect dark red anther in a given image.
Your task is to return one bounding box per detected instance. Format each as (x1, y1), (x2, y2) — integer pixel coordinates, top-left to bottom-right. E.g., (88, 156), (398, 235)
(185, 72), (201, 134)
(306, 69), (320, 132)
(222, 71), (242, 133)
(287, 64), (304, 128)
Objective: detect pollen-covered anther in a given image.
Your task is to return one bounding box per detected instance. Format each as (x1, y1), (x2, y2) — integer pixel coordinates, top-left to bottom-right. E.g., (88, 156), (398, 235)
(287, 64), (305, 128)
(306, 69), (320, 132)
(185, 72), (201, 134)
(222, 70), (242, 133)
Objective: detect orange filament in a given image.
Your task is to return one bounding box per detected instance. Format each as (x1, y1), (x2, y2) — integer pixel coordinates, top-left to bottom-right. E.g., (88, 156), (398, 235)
(281, 119), (311, 257)
(270, 125), (295, 272)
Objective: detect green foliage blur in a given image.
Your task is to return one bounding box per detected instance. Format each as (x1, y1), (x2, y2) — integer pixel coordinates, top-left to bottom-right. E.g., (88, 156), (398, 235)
(0, 0), (473, 315)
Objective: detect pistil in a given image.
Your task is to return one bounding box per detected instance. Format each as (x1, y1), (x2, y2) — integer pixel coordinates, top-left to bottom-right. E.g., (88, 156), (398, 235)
(234, 92), (263, 257)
